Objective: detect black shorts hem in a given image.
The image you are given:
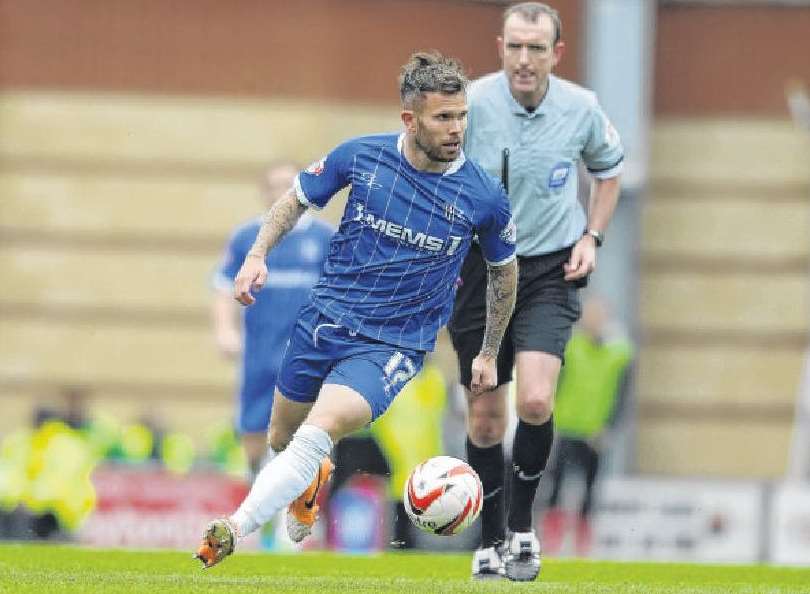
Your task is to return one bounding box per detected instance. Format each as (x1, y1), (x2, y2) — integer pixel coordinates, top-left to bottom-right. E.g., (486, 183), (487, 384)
(449, 328), (515, 391)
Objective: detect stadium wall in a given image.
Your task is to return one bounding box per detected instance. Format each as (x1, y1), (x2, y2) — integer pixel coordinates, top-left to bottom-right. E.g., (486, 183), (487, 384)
(655, 4), (810, 116)
(638, 118), (810, 477)
(0, 0), (583, 99)
(4, 1), (809, 114)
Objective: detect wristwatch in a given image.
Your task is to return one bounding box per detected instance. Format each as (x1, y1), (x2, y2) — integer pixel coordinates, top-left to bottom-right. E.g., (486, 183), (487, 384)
(584, 228), (604, 248)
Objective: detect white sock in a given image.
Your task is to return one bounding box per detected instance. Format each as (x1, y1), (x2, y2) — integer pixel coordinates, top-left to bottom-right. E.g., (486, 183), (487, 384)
(247, 445), (279, 485)
(265, 444), (279, 463)
(230, 424), (332, 538)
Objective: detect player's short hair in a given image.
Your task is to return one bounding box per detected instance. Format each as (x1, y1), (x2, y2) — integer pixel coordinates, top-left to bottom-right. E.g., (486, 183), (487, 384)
(399, 51), (468, 109)
(503, 2), (562, 45)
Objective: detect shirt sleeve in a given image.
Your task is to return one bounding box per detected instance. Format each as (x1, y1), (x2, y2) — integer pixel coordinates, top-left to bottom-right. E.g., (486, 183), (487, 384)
(476, 185), (517, 267)
(582, 101), (625, 180)
(295, 140), (354, 210)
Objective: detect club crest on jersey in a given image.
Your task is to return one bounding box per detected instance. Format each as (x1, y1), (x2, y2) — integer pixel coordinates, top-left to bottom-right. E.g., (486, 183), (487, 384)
(500, 217), (517, 244)
(548, 161), (571, 189)
(356, 171), (383, 189)
(306, 157), (326, 176)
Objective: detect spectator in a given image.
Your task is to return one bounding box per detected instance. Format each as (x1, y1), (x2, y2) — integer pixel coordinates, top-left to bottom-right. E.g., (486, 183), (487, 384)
(785, 78), (810, 131)
(542, 296), (632, 556)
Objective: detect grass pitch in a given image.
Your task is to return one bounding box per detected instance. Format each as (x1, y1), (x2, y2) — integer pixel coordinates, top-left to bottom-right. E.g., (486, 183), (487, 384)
(2, 543), (810, 593)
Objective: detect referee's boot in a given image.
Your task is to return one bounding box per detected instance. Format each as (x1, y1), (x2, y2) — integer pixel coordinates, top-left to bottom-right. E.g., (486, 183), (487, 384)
(471, 545), (505, 579)
(503, 530), (542, 581)
(286, 456), (333, 542)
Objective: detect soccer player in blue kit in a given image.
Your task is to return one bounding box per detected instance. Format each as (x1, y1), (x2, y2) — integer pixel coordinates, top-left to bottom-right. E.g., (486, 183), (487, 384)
(195, 51), (518, 568)
(212, 161), (333, 481)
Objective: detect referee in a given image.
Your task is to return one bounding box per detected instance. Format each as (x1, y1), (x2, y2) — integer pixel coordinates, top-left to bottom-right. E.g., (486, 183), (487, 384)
(448, 2), (623, 581)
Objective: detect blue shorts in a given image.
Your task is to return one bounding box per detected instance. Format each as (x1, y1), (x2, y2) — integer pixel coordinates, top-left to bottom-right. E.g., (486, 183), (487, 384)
(277, 302), (425, 421)
(237, 367), (277, 434)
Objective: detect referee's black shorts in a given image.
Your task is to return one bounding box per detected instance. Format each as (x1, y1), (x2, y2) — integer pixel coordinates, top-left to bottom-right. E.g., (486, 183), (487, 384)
(447, 243), (583, 390)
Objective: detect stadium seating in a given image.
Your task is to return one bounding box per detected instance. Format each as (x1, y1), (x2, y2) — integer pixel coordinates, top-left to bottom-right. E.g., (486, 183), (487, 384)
(0, 91), (396, 443)
(638, 119), (810, 477)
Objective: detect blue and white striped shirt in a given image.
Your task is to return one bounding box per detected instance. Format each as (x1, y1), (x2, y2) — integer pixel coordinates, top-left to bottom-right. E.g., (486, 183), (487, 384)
(295, 133), (516, 352)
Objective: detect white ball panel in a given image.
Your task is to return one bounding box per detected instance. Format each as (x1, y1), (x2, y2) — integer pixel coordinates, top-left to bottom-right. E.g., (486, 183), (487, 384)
(403, 455), (483, 536)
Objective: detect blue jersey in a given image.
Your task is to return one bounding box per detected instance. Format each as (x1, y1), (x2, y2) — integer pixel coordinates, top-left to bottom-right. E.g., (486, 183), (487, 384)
(214, 216), (334, 374)
(295, 133), (516, 352)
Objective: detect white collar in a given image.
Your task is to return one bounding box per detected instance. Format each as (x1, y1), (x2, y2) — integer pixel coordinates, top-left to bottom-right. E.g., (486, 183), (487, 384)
(397, 132), (466, 176)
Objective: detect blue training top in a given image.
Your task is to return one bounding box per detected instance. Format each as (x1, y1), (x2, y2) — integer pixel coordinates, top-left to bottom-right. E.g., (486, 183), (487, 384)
(295, 132), (516, 352)
(214, 215), (334, 374)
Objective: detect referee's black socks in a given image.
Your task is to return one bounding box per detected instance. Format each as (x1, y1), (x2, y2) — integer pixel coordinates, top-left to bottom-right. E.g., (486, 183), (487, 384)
(508, 416), (554, 533)
(466, 438), (505, 549)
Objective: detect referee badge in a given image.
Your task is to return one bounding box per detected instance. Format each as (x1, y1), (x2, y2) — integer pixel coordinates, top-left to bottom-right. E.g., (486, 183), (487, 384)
(548, 161), (571, 190)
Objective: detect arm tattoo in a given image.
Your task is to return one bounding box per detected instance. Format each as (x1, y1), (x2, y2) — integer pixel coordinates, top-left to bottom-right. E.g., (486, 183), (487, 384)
(246, 189), (307, 258)
(481, 259), (517, 358)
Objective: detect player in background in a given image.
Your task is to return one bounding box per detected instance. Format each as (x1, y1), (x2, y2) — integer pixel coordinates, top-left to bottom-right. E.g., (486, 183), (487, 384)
(785, 78), (810, 131)
(447, 2), (623, 581)
(195, 51), (518, 569)
(212, 161), (333, 482)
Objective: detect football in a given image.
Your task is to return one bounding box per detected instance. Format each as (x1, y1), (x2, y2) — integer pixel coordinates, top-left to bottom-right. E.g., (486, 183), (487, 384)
(403, 455), (483, 536)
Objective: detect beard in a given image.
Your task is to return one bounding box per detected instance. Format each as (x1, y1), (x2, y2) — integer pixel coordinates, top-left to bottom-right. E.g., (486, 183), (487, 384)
(414, 125), (455, 163)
